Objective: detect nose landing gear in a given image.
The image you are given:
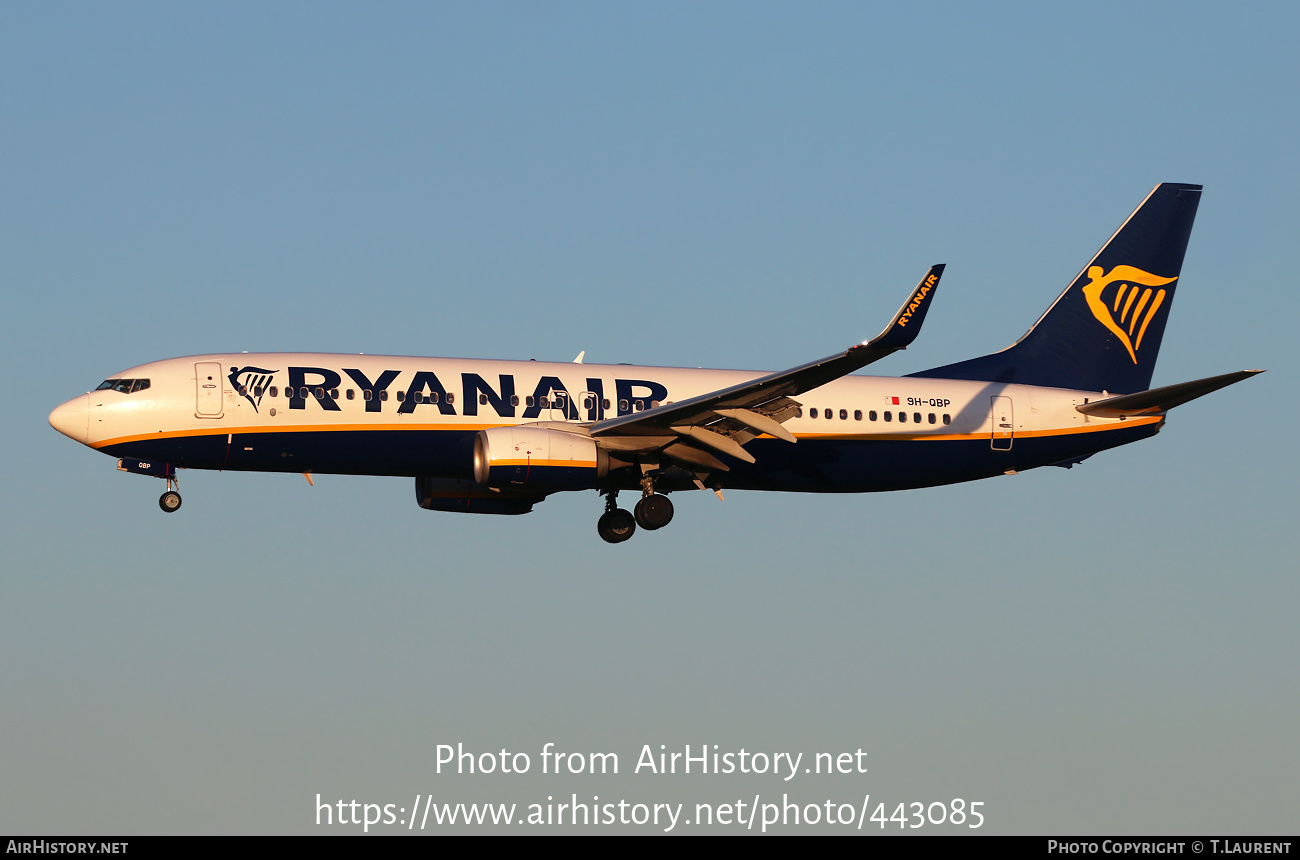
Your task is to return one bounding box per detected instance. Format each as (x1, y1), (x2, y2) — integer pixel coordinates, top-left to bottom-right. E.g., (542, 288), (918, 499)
(116, 458), (183, 513)
(158, 474), (182, 513)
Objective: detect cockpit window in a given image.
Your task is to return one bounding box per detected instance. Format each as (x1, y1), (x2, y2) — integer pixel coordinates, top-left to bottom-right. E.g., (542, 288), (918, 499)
(95, 379), (151, 393)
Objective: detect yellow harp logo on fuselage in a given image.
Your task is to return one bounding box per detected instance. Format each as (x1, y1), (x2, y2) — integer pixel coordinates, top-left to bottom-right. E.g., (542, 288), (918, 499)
(1081, 265), (1177, 363)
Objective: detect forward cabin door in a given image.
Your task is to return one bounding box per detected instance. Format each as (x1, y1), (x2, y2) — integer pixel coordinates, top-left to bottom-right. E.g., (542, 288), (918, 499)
(195, 362), (224, 418)
(990, 395), (1013, 450)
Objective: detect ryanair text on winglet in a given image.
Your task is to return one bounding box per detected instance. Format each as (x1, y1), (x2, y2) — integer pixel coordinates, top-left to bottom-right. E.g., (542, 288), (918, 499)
(895, 273), (938, 327)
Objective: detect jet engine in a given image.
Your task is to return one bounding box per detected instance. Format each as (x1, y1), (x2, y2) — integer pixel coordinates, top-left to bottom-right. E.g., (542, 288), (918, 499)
(473, 425), (609, 490)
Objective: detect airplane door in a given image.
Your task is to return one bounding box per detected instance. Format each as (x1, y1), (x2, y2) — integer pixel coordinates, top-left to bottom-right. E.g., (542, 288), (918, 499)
(990, 395), (1013, 450)
(195, 361), (224, 418)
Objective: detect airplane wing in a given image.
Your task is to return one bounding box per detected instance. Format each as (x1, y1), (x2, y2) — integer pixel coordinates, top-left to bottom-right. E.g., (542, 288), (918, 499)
(587, 265), (944, 471)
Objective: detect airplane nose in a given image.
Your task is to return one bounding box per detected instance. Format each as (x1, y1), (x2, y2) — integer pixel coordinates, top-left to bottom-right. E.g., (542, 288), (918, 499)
(49, 394), (90, 444)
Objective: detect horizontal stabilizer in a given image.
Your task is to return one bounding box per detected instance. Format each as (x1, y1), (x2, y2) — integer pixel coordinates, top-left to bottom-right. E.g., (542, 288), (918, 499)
(1076, 370), (1263, 417)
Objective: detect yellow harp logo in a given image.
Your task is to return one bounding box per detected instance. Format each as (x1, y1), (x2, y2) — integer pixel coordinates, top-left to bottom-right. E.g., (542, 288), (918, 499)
(1081, 265), (1177, 363)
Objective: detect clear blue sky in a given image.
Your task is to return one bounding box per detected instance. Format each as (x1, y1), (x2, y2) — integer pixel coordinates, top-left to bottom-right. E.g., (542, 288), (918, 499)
(2, 2), (1296, 834)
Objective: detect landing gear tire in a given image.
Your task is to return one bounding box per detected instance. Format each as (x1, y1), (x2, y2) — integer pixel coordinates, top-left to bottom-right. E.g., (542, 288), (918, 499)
(597, 508), (636, 544)
(159, 491), (182, 513)
(634, 494), (674, 530)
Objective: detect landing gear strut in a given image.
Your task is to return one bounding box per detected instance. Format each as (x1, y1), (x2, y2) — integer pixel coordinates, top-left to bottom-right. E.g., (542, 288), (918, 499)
(597, 489), (635, 544)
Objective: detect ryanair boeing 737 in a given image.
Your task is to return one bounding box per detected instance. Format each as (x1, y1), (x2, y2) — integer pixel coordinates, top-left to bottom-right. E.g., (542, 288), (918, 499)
(49, 183), (1261, 542)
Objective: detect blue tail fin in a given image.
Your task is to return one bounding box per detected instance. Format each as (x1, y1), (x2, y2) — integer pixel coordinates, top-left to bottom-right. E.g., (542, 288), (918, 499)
(909, 183), (1202, 393)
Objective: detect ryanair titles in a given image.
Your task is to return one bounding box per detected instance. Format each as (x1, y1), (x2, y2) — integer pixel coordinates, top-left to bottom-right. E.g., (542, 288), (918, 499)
(895, 271), (938, 327)
(231, 365), (669, 421)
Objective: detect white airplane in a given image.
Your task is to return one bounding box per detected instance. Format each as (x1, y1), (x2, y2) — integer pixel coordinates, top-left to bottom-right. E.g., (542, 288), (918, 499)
(50, 183), (1260, 542)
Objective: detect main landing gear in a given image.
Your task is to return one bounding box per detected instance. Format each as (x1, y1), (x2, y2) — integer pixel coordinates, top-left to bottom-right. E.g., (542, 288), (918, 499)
(597, 481), (675, 544)
(634, 492), (673, 531)
(597, 489), (636, 543)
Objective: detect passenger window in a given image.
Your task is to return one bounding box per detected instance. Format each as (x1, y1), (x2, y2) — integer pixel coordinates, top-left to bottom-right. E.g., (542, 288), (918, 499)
(480, 394), (488, 405)
(429, 392), (439, 403)
(238, 385), (248, 396)
(634, 400), (644, 411)
(539, 396), (550, 408)
(840, 409), (848, 420)
(510, 395), (520, 407)
(363, 389), (372, 401)
(928, 413), (936, 424)
(884, 411), (892, 422)
(942, 413), (951, 424)
(315, 388), (325, 399)
(331, 389), (339, 399)
(602, 399), (610, 410)
(397, 390), (405, 402)
(379, 390), (388, 401)
(445, 392), (454, 404)
(869, 410), (877, 421)
(825, 409), (832, 420)
(300, 387), (309, 399)
(914, 412), (921, 423)
(270, 386), (278, 397)
(526, 396), (535, 407)
(854, 410), (862, 421)
(810, 408), (818, 418)
(619, 399), (629, 412)
(346, 389), (355, 400)
(899, 411), (907, 423)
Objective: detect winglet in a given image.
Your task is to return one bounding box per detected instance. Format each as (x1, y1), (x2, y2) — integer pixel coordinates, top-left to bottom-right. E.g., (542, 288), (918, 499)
(866, 264), (945, 351)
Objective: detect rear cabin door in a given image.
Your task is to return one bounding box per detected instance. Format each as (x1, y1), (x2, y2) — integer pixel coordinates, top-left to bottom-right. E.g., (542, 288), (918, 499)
(990, 395), (1013, 450)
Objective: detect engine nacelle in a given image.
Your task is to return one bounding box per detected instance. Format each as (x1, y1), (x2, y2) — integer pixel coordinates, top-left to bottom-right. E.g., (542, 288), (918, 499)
(415, 476), (538, 515)
(473, 426), (607, 490)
